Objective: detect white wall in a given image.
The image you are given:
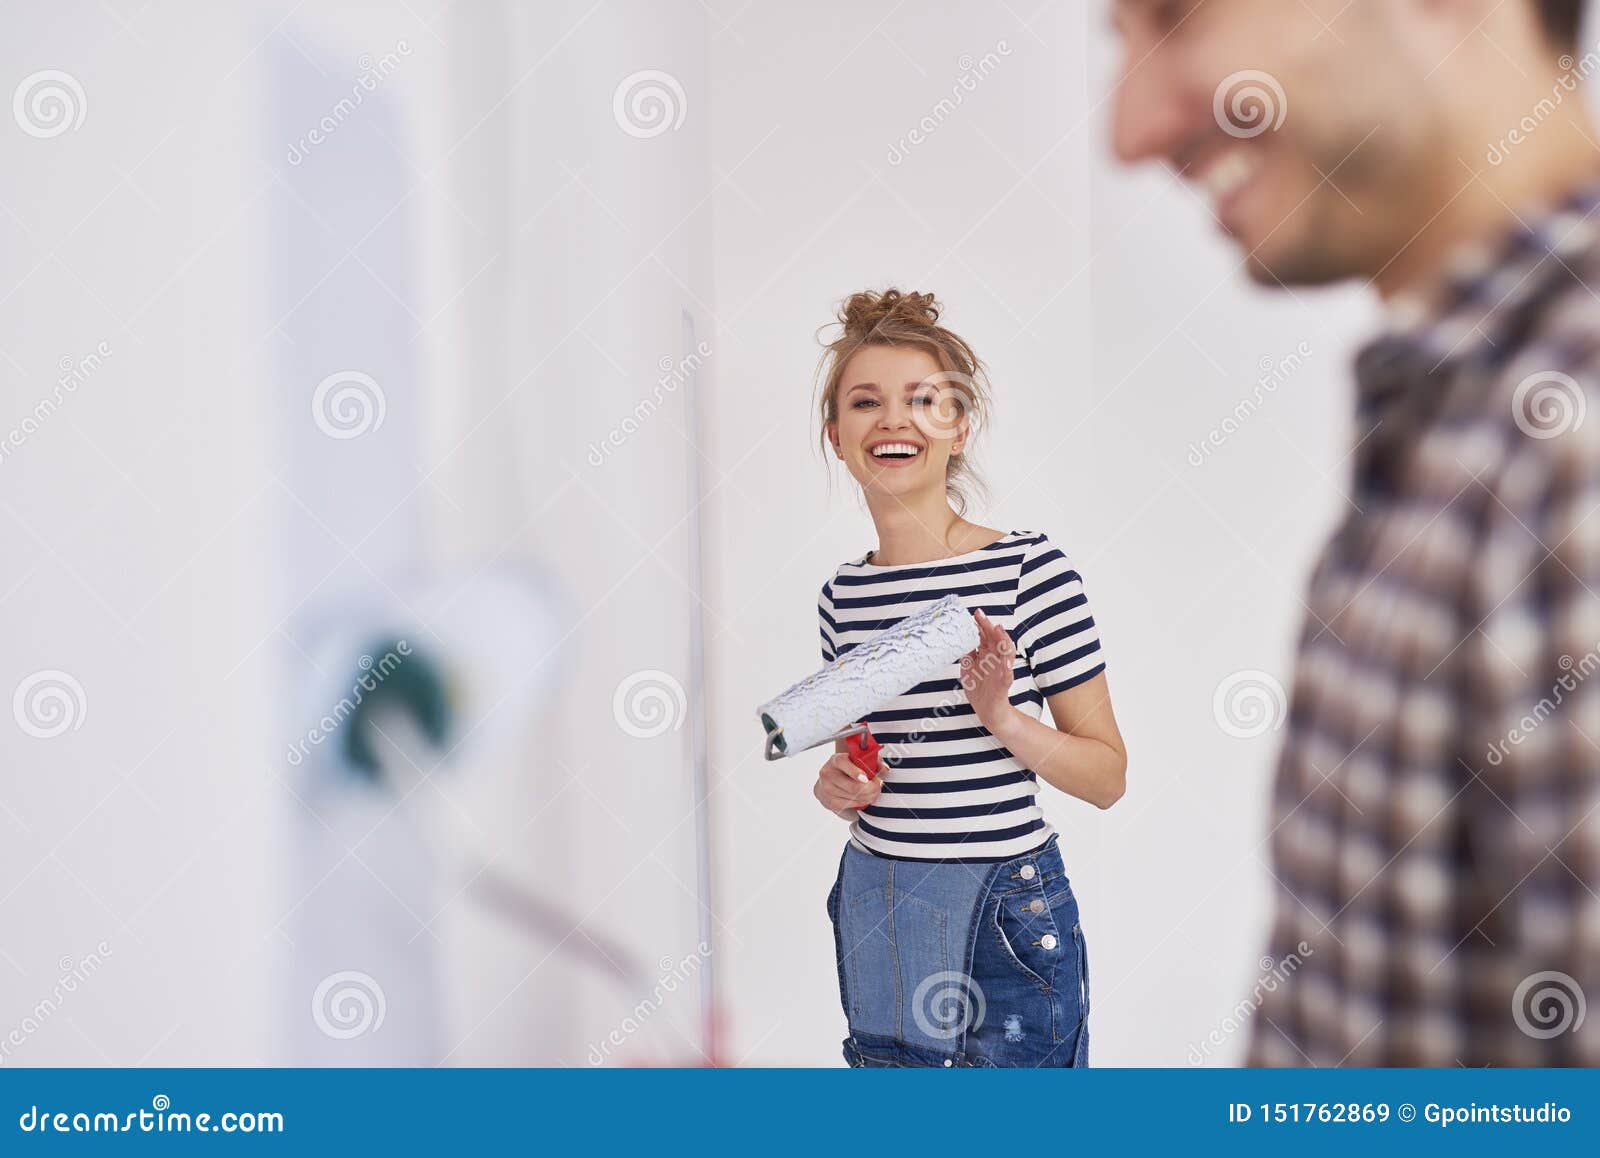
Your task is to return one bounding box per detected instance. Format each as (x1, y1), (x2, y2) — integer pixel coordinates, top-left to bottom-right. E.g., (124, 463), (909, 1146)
(257, 0), (722, 1065)
(0, 0), (720, 1067)
(703, 0), (1375, 1065)
(0, 1), (276, 1064)
(438, 0), (720, 1065)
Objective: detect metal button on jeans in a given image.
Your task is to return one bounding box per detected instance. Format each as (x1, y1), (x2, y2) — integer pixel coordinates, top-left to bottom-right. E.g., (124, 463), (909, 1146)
(1019, 864), (1036, 880)
(1040, 934), (1058, 950)
(1028, 898), (1045, 914)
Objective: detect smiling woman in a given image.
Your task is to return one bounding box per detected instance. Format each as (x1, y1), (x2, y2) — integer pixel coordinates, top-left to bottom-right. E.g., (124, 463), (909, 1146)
(803, 288), (1128, 1068)
(815, 289), (992, 519)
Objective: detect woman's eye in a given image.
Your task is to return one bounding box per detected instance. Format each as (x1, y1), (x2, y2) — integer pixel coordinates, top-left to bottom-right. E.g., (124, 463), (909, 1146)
(849, 394), (935, 409)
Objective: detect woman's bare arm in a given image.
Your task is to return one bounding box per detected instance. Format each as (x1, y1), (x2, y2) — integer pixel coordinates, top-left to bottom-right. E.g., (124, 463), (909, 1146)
(987, 672), (1127, 809)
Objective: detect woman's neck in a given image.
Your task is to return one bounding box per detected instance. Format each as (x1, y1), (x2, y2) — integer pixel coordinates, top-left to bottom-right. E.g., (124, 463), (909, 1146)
(864, 497), (987, 566)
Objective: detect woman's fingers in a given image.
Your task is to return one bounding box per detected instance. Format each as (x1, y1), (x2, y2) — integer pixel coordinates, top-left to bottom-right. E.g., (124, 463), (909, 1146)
(816, 753), (883, 810)
(975, 608), (1014, 656)
(822, 755), (869, 794)
(974, 611), (1003, 654)
(827, 752), (869, 783)
(843, 771), (883, 809)
(815, 770), (854, 811)
(820, 780), (877, 810)
(971, 610), (1015, 669)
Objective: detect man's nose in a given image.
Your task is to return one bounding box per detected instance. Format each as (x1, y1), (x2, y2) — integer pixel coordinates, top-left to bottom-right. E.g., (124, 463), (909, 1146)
(1109, 51), (1189, 165)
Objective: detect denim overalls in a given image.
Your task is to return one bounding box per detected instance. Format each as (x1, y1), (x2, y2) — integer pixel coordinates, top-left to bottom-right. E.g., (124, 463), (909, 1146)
(826, 832), (1090, 1067)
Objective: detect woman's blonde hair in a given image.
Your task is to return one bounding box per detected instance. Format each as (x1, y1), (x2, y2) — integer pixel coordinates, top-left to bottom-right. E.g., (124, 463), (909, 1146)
(814, 288), (993, 516)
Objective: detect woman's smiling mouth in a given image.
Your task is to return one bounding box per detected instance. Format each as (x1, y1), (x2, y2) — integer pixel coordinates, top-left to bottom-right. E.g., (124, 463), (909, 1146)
(867, 440), (924, 466)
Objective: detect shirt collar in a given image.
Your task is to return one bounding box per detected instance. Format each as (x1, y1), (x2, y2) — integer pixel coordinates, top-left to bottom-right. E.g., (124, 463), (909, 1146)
(1356, 172), (1600, 409)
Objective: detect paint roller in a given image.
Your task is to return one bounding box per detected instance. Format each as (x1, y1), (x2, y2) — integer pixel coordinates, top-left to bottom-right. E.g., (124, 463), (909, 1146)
(759, 594), (980, 789)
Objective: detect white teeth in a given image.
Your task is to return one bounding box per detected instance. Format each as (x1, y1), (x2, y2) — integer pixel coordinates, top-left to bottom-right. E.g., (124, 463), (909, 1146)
(1200, 150), (1258, 204)
(870, 442), (922, 458)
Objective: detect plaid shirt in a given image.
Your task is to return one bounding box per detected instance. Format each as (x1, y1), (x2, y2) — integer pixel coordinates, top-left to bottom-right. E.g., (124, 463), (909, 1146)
(1248, 179), (1600, 1066)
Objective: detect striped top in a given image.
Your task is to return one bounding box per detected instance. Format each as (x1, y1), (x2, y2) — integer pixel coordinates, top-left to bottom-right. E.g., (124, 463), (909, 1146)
(818, 529), (1105, 862)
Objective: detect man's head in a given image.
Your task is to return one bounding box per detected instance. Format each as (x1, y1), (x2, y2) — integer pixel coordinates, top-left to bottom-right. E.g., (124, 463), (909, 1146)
(1109, 0), (1588, 290)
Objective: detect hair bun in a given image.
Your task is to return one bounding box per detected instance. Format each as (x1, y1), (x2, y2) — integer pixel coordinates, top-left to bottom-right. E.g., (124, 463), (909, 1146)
(839, 288), (941, 332)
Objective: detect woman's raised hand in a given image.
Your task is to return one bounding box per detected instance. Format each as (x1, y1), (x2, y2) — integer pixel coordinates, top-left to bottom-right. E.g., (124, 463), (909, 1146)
(959, 607), (1018, 729)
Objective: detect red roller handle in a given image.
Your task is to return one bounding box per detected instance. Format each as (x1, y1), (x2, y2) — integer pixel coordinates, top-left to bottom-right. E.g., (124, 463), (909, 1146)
(845, 724), (881, 809)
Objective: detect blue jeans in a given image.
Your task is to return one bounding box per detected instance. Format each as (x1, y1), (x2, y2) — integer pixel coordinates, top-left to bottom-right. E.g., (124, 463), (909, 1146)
(825, 833), (1090, 1067)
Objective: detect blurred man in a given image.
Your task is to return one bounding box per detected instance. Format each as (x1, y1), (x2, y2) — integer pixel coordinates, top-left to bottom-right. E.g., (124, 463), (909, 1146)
(1110, 0), (1600, 1064)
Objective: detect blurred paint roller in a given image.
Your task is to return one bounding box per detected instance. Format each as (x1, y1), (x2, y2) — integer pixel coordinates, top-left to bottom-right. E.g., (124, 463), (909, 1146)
(302, 567), (651, 990)
(758, 594), (980, 788)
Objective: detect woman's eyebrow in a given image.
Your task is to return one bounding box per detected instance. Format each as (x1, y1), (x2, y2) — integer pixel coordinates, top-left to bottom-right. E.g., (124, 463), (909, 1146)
(846, 380), (932, 395)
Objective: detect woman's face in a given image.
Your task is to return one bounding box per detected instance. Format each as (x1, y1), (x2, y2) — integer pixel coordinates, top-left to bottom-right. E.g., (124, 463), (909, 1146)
(829, 344), (969, 501)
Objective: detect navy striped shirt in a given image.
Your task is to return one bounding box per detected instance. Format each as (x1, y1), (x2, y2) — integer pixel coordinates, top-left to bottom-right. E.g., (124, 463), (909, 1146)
(818, 529), (1105, 862)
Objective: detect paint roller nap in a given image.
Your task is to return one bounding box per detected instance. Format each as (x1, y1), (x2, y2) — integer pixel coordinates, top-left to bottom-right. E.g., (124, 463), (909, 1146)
(758, 594), (981, 756)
